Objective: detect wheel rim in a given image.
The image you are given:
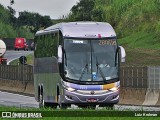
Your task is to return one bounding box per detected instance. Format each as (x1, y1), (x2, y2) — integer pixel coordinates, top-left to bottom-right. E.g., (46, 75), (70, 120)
(39, 94), (44, 108)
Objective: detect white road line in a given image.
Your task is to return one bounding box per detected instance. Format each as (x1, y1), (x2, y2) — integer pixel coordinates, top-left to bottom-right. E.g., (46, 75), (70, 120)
(7, 57), (20, 65)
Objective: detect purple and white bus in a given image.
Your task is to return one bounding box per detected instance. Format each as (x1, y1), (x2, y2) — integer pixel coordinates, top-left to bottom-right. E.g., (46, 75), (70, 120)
(34, 22), (126, 109)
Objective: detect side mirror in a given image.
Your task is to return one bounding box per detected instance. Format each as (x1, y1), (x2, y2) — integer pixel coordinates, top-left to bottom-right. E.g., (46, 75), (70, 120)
(58, 45), (62, 63)
(119, 46), (126, 62)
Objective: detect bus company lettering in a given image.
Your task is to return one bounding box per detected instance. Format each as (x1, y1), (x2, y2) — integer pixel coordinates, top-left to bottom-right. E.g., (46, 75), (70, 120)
(12, 112), (42, 118)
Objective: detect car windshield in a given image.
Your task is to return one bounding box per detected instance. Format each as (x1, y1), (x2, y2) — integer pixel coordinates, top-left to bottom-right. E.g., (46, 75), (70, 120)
(64, 38), (118, 82)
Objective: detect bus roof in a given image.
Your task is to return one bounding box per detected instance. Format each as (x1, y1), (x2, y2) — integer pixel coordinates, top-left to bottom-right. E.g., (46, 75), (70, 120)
(36, 22), (116, 38)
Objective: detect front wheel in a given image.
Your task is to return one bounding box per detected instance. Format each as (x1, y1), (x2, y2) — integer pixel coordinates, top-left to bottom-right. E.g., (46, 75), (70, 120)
(99, 104), (114, 110)
(78, 105), (96, 109)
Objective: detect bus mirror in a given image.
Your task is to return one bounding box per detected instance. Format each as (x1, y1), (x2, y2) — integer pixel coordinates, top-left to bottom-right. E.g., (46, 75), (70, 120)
(58, 45), (62, 63)
(119, 46), (126, 62)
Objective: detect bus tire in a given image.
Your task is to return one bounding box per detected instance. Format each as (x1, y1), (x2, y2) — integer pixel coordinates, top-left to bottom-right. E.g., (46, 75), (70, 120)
(44, 103), (57, 109)
(39, 86), (44, 108)
(39, 94), (44, 108)
(38, 86), (41, 102)
(99, 104), (114, 110)
(78, 104), (96, 109)
(60, 103), (71, 109)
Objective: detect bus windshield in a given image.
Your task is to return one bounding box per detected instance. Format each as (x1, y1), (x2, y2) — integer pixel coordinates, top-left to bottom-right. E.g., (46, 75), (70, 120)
(64, 38), (118, 82)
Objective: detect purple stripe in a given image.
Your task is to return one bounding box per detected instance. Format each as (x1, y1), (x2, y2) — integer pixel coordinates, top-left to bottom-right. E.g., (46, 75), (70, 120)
(69, 83), (102, 90)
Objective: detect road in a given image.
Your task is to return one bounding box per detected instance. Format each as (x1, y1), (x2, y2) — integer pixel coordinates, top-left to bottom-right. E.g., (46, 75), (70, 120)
(0, 91), (160, 111)
(0, 91), (38, 108)
(4, 50), (33, 65)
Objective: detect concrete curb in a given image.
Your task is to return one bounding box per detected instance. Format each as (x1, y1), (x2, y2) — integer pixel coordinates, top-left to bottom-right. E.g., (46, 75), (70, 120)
(119, 88), (147, 105)
(0, 79), (34, 96)
(142, 89), (159, 105)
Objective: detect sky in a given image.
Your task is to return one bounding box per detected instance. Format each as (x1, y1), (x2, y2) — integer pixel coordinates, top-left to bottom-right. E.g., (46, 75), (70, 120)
(0, 0), (79, 19)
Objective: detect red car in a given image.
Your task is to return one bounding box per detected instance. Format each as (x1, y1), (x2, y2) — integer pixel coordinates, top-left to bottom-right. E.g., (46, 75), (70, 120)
(14, 38), (28, 51)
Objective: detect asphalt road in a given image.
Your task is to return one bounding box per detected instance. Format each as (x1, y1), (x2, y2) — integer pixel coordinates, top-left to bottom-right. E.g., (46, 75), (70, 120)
(0, 91), (38, 108)
(4, 50), (33, 65)
(0, 91), (160, 111)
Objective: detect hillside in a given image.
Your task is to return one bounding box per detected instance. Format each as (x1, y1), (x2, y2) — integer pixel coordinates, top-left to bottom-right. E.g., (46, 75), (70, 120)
(97, 0), (160, 66)
(0, 4), (33, 39)
(67, 0), (160, 66)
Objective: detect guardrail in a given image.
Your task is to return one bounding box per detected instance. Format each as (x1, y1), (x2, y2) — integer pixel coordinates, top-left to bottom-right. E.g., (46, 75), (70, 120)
(0, 65), (33, 83)
(0, 65), (160, 89)
(120, 66), (148, 88)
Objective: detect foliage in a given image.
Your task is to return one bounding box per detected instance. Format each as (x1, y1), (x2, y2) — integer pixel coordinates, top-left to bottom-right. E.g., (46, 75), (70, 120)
(0, 3), (53, 38)
(7, 6), (16, 26)
(67, 0), (104, 21)
(0, 4), (33, 38)
(17, 11), (53, 33)
(67, 0), (160, 38)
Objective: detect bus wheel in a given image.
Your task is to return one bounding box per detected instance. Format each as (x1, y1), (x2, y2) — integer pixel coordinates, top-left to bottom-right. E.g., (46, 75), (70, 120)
(39, 93), (44, 108)
(44, 102), (57, 109)
(99, 104), (114, 110)
(51, 103), (58, 109)
(60, 103), (71, 109)
(78, 105), (96, 109)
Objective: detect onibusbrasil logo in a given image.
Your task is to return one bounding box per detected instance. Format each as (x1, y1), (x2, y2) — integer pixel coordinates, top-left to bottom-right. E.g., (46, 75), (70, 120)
(1, 112), (42, 118)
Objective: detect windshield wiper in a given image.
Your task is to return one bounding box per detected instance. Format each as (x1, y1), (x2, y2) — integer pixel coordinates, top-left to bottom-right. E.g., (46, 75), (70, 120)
(96, 57), (106, 81)
(79, 63), (88, 81)
(62, 47), (67, 66)
(115, 47), (119, 67)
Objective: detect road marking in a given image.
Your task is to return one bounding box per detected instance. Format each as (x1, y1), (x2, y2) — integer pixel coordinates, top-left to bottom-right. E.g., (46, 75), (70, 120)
(7, 57), (20, 65)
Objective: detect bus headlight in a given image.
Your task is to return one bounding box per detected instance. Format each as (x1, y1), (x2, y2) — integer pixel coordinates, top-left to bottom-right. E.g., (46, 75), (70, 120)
(67, 87), (76, 92)
(109, 87), (119, 92)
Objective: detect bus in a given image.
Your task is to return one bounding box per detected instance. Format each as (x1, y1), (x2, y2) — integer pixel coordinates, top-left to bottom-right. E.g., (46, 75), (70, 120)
(34, 22), (126, 108)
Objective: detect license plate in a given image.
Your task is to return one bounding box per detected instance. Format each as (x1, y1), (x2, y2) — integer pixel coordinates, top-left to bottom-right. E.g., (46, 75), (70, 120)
(86, 98), (98, 102)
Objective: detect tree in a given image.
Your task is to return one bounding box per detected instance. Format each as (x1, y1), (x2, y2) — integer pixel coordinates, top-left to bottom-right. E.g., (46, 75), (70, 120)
(70, 0), (95, 21)
(7, 6), (16, 27)
(17, 11), (52, 33)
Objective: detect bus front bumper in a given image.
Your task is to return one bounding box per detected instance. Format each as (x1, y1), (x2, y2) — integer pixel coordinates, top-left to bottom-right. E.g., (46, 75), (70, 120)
(61, 89), (119, 105)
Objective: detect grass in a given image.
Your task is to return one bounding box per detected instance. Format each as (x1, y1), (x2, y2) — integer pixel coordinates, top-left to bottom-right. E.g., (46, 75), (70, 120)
(118, 32), (160, 66)
(0, 106), (159, 119)
(95, 0), (160, 37)
(9, 53), (34, 65)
